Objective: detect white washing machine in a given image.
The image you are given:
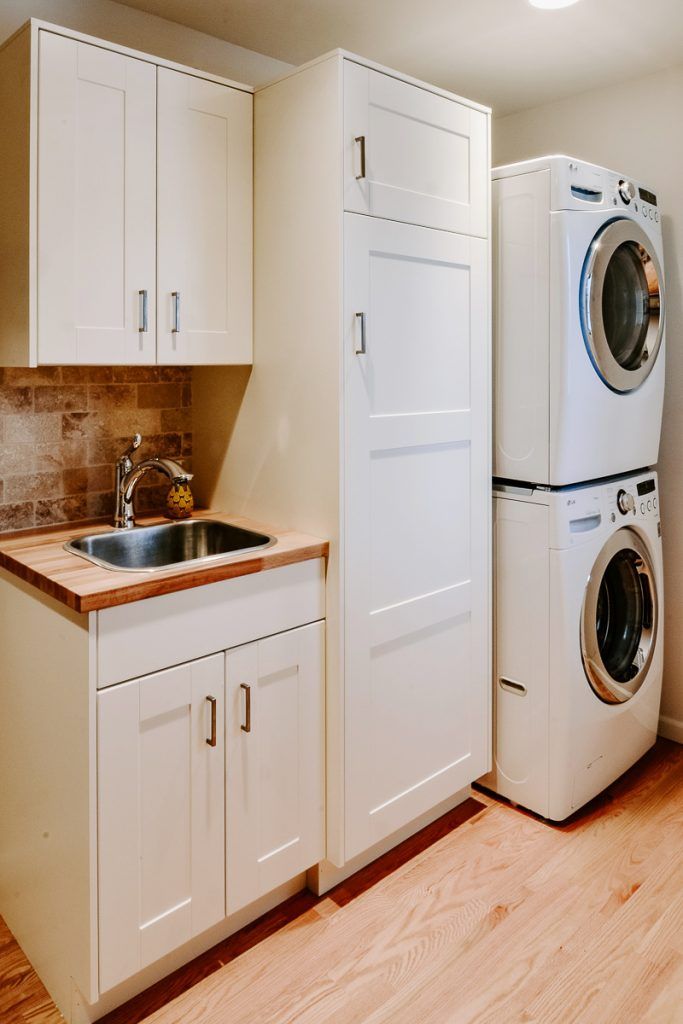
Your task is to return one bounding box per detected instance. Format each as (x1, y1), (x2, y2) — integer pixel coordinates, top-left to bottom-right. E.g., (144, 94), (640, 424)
(481, 469), (663, 820)
(493, 155), (666, 486)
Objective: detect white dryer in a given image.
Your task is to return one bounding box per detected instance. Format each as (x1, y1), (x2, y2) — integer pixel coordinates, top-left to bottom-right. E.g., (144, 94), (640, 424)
(482, 470), (663, 820)
(493, 155), (666, 486)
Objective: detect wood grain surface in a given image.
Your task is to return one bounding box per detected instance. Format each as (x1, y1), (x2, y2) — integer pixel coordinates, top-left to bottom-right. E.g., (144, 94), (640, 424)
(0, 512), (328, 613)
(2, 740), (683, 1023)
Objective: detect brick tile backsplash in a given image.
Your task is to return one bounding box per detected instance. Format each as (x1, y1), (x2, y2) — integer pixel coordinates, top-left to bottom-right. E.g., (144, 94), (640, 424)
(0, 366), (192, 532)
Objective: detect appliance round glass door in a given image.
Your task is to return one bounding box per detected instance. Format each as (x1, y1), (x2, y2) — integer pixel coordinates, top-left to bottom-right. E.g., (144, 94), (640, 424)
(580, 527), (658, 704)
(581, 218), (665, 393)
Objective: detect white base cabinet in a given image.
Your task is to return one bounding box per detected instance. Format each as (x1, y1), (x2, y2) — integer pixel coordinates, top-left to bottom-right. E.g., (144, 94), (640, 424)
(98, 656), (226, 993)
(0, 558), (325, 1022)
(227, 622), (325, 914)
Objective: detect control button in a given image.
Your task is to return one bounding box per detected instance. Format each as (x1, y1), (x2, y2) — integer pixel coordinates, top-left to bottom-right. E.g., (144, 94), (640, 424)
(617, 489), (636, 515)
(641, 502), (646, 514)
(643, 206), (648, 217)
(610, 512), (616, 523)
(654, 497), (658, 509)
(649, 208), (654, 219)
(647, 500), (653, 511)
(655, 211), (660, 222)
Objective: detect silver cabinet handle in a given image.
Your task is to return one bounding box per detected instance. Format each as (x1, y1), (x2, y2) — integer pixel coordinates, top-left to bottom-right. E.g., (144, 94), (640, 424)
(355, 312), (367, 355)
(355, 135), (366, 180)
(138, 290), (148, 334)
(240, 683), (251, 733)
(206, 695), (217, 747)
(172, 291), (181, 334)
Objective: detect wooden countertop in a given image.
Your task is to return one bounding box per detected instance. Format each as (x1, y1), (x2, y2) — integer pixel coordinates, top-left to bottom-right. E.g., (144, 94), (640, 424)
(0, 512), (328, 613)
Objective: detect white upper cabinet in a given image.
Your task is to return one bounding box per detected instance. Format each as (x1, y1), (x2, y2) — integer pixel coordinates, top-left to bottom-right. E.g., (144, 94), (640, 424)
(38, 33), (157, 364)
(97, 655), (225, 993)
(344, 61), (488, 236)
(0, 21), (253, 366)
(157, 69), (252, 365)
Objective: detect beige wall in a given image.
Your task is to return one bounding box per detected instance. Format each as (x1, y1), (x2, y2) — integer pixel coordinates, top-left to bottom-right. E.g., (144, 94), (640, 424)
(0, 0), (291, 85)
(493, 65), (683, 737)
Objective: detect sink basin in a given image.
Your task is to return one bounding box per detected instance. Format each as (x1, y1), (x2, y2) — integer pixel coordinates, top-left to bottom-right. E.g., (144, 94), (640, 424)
(64, 519), (276, 573)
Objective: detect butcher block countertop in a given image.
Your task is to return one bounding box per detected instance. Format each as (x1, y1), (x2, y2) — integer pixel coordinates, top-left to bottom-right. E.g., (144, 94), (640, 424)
(0, 512), (329, 613)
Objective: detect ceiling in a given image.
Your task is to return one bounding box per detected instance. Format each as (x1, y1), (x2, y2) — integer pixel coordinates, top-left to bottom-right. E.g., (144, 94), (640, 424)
(114, 0), (683, 116)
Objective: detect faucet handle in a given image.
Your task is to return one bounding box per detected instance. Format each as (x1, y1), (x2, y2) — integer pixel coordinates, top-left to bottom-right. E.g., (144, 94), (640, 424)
(119, 433), (142, 461)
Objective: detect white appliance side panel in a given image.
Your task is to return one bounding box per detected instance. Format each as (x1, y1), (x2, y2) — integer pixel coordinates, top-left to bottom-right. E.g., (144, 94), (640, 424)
(493, 170), (550, 484)
(157, 67), (253, 365)
(344, 60), (488, 237)
(37, 31), (157, 364)
(343, 213), (490, 860)
(480, 495), (550, 816)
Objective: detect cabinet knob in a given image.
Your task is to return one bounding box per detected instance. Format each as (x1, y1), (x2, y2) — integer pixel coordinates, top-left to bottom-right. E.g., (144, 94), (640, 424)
(172, 291), (181, 334)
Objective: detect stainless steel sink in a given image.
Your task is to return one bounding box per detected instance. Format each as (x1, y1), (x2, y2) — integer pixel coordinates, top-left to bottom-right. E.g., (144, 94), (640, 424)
(64, 519), (276, 573)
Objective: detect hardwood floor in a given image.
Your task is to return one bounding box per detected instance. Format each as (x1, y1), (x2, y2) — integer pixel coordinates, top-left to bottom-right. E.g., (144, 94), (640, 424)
(2, 739), (683, 1024)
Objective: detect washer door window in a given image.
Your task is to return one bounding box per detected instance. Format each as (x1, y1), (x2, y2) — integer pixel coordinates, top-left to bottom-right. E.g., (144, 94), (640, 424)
(581, 528), (658, 704)
(581, 218), (664, 393)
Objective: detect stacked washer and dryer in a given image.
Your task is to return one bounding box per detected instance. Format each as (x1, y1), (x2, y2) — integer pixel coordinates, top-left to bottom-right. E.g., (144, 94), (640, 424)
(481, 156), (666, 820)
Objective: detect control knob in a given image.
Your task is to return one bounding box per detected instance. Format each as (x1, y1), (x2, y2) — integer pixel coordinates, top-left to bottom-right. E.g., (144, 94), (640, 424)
(618, 180), (636, 204)
(617, 489), (635, 515)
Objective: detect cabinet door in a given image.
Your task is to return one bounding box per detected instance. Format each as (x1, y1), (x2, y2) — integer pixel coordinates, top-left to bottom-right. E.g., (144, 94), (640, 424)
(98, 655), (224, 992)
(343, 213), (490, 860)
(344, 61), (488, 237)
(157, 68), (252, 365)
(226, 622), (324, 914)
(38, 31), (156, 364)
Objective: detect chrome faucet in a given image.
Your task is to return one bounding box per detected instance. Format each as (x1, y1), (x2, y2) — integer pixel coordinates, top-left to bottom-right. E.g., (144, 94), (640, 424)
(114, 433), (193, 529)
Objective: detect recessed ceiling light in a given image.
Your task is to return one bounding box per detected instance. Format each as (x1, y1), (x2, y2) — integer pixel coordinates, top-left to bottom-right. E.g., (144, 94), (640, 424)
(529, 0), (581, 8)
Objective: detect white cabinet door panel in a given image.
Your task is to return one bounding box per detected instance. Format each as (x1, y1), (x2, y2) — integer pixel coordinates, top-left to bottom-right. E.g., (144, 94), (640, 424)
(98, 655), (224, 992)
(226, 622), (325, 915)
(343, 213), (489, 859)
(157, 68), (252, 365)
(38, 32), (156, 364)
(344, 61), (487, 237)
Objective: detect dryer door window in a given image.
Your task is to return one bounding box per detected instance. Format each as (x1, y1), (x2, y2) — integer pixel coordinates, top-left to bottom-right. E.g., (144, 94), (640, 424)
(581, 218), (664, 393)
(581, 527), (658, 704)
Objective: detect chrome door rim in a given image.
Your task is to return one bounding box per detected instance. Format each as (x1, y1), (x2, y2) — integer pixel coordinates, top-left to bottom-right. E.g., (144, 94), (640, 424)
(580, 528), (658, 704)
(581, 218), (665, 393)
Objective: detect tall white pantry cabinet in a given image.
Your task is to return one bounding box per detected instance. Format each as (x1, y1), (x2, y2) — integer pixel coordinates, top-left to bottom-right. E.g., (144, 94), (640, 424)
(220, 52), (492, 867)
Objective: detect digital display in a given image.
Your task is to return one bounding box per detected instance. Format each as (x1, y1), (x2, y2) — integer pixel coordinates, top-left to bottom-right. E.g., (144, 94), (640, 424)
(637, 479), (656, 496)
(639, 187), (657, 206)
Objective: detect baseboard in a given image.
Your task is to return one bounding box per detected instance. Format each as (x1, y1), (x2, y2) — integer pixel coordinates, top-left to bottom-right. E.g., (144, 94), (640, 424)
(658, 715), (683, 744)
(307, 786), (473, 896)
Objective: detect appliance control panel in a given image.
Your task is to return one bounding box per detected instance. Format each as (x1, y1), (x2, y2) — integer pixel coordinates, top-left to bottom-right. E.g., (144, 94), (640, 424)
(605, 475), (658, 523)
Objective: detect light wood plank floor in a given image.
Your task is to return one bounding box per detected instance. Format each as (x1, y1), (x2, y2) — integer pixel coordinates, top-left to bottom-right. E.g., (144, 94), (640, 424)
(2, 739), (683, 1023)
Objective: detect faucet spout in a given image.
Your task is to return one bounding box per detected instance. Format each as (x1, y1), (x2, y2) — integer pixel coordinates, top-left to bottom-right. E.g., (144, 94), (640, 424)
(113, 441), (192, 529)
(121, 458), (192, 505)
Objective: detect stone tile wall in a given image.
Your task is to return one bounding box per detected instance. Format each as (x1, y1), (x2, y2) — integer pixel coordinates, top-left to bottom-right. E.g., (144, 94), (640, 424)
(0, 366), (192, 532)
